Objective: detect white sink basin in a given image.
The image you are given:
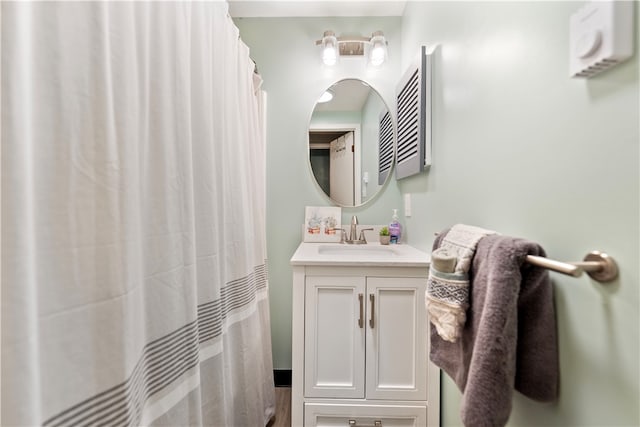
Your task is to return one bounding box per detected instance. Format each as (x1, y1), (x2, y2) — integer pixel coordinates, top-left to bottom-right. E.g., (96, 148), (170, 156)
(290, 242), (429, 267)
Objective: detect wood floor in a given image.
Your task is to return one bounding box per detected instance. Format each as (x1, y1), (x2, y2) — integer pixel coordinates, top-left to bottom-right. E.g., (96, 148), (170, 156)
(267, 387), (291, 427)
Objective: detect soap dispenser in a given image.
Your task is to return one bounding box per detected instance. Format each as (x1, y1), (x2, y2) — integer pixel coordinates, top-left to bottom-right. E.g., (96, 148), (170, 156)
(389, 209), (402, 244)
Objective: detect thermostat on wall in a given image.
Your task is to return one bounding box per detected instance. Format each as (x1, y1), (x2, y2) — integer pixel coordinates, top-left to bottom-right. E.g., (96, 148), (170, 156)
(569, 0), (634, 78)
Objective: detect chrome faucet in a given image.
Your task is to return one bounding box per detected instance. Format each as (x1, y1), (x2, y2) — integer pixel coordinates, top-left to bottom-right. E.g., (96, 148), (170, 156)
(349, 215), (359, 242)
(344, 216), (373, 244)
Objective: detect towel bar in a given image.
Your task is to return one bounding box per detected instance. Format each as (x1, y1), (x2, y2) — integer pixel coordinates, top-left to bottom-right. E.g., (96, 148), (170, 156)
(525, 251), (618, 283)
(433, 232), (618, 283)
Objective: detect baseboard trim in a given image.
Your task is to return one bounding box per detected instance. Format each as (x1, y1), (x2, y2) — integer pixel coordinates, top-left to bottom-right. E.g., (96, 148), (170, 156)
(273, 369), (292, 387)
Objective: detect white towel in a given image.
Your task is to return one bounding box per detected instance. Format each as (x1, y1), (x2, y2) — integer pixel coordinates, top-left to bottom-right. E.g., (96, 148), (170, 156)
(426, 224), (495, 342)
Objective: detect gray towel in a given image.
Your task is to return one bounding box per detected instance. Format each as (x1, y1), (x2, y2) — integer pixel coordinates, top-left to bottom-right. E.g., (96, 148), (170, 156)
(430, 231), (559, 427)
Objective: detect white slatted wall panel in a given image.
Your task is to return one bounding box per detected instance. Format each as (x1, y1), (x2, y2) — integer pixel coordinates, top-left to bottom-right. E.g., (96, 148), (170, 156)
(395, 46), (434, 179)
(378, 110), (394, 185)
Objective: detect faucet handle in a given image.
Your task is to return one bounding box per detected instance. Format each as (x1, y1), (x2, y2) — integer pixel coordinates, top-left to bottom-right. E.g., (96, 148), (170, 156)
(333, 228), (347, 243)
(359, 228), (374, 243)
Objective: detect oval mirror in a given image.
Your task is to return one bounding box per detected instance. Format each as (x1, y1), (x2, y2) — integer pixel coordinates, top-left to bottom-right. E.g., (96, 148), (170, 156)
(308, 79), (394, 207)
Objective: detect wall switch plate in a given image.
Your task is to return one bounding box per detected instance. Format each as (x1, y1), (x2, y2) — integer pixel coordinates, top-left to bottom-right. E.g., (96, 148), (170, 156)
(404, 193), (412, 217)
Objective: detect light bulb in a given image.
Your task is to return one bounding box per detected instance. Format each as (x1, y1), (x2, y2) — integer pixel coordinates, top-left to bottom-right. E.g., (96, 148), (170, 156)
(370, 41), (386, 66)
(321, 31), (338, 66)
(317, 90), (333, 103)
(323, 44), (337, 66)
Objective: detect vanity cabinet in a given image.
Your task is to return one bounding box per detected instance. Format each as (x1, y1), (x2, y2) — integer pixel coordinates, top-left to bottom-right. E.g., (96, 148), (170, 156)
(291, 242), (440, 427)
(304, 276), (427, 401)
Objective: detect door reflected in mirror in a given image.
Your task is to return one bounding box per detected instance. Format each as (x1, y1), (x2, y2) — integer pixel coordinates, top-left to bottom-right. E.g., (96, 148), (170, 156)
(309, 79), (394, 207)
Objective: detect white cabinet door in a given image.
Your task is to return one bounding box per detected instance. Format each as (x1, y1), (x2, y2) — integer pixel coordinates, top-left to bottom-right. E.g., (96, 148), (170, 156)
(365, 277), (428, 401)
(305, 276), (366, 399)
(304, 403), (427, 427)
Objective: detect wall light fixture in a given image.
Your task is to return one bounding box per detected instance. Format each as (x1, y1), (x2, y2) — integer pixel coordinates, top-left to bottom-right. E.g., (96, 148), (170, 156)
(320, 31), (338, 66)
(316, 30), (388, 67)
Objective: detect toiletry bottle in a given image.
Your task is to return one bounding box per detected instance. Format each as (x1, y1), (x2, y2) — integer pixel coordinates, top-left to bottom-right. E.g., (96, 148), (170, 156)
(389, 209), (402, 244)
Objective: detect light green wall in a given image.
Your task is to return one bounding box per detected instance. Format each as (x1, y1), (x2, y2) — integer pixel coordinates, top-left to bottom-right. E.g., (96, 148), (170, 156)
(234, 17), (404, 369)
(237, 2), (639, 425)
(400, 1), (639, 426)
(310, 110), (361, 124)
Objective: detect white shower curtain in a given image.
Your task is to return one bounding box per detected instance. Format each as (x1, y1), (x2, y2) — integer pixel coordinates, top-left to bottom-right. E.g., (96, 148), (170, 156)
(1, 2), (275, 426)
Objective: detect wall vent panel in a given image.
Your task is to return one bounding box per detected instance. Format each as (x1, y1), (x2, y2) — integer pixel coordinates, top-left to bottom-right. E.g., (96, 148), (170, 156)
(395, 45), (434, 180)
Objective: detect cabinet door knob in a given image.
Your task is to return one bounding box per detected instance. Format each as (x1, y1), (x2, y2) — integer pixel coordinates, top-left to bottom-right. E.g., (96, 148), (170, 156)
(369, 294), (375, 328)
(358, 293), (364, 328)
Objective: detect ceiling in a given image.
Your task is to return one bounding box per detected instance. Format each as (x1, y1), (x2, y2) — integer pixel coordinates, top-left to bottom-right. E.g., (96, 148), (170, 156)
(313, 79), (372, 112)
(227, 0), (407, 18)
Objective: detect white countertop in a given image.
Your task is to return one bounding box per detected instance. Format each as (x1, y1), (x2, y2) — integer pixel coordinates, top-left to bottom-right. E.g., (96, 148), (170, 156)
(290, 242), (430, 267)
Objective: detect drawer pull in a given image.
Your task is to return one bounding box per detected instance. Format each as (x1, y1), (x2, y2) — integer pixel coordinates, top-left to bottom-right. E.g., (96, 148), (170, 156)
(369, 293), (375, 328)
(358, 293), (364, 328)
(347, 420), (383, 427)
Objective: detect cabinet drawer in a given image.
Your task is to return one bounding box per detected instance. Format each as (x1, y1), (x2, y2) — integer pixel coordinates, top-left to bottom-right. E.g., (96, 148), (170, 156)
(304, 403), (427, 427)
